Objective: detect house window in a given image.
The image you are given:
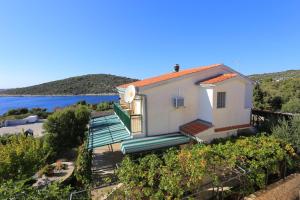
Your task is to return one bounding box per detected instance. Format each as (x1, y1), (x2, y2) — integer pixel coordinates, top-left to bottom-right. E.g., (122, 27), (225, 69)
(173, 96), (184, 108)
(217, 92), (226, 108)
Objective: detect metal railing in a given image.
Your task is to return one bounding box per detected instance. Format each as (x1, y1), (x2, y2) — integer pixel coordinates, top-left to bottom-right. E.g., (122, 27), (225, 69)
(131, 114), (142, 133)
(113, 103), (131, 131)
(113, 103), (143, 134)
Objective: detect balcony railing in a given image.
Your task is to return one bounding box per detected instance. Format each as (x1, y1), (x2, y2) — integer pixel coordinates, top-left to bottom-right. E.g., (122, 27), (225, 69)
(113, 103), (142, 134)
(113, 103), (131, 131)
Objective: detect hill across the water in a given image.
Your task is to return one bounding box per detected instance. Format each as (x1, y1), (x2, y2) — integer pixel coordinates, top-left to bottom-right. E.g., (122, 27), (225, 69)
(0, 74), (138, 95)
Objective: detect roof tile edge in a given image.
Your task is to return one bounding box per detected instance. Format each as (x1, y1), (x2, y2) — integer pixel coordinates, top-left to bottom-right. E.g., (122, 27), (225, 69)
(117, 63), (223, 89)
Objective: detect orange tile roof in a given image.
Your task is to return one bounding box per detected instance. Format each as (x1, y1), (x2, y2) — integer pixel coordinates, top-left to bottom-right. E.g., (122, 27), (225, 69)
(180, 120), (212, 136)
(118, 63), (222, 88)
(199, 73), (237, 84)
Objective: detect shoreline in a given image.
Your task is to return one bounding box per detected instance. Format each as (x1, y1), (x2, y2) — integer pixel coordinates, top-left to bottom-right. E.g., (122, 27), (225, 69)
(0, 93), (118, 97)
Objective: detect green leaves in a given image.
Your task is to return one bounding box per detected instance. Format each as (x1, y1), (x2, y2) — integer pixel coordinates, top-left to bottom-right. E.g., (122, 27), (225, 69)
(0, 135), (49, 182)
(272, 116), (300, 151)
(74, 141), (92, 187)
(43, 105), (90, 153)
(0, 180), (72, 200)
(116, 136), (296, 199)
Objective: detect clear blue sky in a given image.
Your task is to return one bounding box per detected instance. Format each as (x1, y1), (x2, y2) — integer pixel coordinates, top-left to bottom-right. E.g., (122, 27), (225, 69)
(0, 0), (299, 88)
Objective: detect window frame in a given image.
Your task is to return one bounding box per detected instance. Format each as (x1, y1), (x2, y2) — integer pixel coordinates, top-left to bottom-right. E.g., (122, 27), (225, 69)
(217, 92), (226, 109)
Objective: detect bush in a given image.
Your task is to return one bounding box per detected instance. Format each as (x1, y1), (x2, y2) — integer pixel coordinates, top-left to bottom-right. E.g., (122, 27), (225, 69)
(43, 105), (90, 153)
(272, 116), (300, 151)
(30, 108), (49, 119)
(0, 179), (72, 200)
(116, 136), (296, 199)
(74, 141), (92, 187)
(97, 102), (112, 111)
(37, 164), (54, 178)
(282, 98), (300, 113)
(5, 108), (29, 116)
(0, 135), (51, 182)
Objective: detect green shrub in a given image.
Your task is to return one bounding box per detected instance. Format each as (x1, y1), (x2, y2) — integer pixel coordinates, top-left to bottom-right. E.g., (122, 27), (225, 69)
(5, 108), (29, 116)
(43, 105), (90, 153)
(0, 135), (51, 182)
(97, 102), (112, 111)
(272, 116), (300, 151)
(282, 98), (300, 113)
(37, 164), (54, 178)
(74, 141), (92, 187)
(30, 108), (49, 119)
(0, 179), (72, 200)
(116, 136), (296, 199)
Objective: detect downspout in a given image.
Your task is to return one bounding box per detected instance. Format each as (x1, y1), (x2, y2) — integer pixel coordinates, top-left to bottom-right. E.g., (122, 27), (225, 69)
(138, 94), (148, 136)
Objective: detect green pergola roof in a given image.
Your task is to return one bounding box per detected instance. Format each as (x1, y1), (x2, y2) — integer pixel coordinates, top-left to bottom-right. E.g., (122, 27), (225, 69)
(121, 133), (191, 154)
(88, 115), (131, 150)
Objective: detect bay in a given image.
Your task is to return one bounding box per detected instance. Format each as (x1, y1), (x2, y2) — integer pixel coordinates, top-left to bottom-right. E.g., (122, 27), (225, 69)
(0, 95), (119, 115)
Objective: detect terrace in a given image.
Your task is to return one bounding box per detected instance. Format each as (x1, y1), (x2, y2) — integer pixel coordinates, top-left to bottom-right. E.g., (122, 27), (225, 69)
(113, 102), (143, 134)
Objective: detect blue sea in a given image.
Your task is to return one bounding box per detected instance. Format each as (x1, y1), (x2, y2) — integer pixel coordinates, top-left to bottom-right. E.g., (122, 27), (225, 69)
(0, 95), (119, 115)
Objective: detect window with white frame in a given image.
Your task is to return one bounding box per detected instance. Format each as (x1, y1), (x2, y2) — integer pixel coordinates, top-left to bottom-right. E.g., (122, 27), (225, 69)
(217, 92), (226, 108)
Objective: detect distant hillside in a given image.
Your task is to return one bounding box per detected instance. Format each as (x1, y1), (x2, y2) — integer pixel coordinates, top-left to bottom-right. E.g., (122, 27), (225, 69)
(248, 69), (300, 113)
(0, 74), (138, 95)
(249, 70), (300, 82)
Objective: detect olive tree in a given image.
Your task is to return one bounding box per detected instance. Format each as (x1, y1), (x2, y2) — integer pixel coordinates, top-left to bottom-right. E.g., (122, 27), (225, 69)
(44, 105), (90, 153)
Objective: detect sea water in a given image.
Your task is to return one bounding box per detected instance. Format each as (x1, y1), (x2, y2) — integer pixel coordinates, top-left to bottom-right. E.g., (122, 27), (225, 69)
(0, 95), (119, 115)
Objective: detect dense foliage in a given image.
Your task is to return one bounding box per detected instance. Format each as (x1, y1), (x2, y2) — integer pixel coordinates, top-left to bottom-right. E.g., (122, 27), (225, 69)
(116, 135), (296, 199)
(43, 105), (90, 153)
(272, 116), (300, 151)
(0, 135), (50, 182)
(75, 141), (92, 187)
(251, 70), (300, 113)
(0, 74), (138, 95)
(0, 180), (72, 200)
(97, 101), (113, 111)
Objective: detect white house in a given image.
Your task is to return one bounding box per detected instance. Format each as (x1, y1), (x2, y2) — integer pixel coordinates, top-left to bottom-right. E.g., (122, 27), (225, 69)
(115, 63), (253, 143)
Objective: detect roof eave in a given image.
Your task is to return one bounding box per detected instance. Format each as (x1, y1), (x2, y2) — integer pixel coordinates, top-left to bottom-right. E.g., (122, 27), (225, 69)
(199, 83), (216, 87)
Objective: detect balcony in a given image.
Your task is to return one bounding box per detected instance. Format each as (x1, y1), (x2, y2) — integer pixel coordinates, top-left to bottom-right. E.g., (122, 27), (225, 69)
(113, 102), (142, 134)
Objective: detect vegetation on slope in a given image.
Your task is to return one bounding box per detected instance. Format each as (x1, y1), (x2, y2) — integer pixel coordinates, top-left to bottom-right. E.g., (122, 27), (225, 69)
(0, 105), (93, 199)
(250, 69), (300, 113)
(115, 135), (297, 199)
(0, 74), (138, 95)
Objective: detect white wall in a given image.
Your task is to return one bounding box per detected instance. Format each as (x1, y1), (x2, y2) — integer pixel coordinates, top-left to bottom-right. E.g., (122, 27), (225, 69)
(212, 79), (251, 129)
(245, 83), (253, 109)
(198, 88), (213, 123)
(140, 67), (229, 136)
(127, 66), (253, 137)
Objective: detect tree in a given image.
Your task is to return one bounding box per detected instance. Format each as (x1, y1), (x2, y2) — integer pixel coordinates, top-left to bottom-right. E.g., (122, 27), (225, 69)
(43, 105), (90, 153)
(253, 84), (267, 109)
(267, 96), (282, 111)
(281, 98), (300, 113)
(272, 116), (300, 151)
(0, 135), (50, 182)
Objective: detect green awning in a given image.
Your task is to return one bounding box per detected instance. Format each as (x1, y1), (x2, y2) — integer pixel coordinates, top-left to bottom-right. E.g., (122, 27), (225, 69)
(88, 115), (131, 150)
(121, 133), (191, 154)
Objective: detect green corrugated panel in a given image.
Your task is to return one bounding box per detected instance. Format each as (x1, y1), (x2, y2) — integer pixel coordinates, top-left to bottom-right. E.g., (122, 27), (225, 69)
(88, 114), (131, 150)
(121, 133), (190, 154)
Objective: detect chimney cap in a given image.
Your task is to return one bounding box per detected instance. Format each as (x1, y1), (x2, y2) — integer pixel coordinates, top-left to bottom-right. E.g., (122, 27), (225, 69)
(174, 64), (180, 72)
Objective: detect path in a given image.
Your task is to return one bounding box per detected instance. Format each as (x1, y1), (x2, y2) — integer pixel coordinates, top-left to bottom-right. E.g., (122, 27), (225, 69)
(91, 143), (124, 200)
